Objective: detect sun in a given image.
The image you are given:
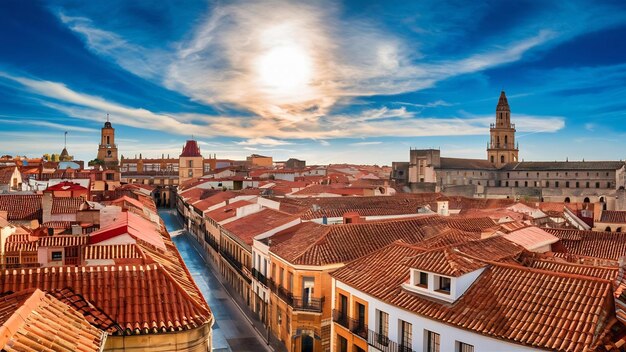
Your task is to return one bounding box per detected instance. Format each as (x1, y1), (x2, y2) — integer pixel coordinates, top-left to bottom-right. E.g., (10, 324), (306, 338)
(256, 45), (312, 96)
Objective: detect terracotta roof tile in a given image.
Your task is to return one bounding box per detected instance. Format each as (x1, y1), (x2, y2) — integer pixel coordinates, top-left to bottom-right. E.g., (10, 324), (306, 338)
(0, 288), (106, 351)
(332, 242), (615, 352)
(51, 197), (84, 215)
(204, 200), (253, 223)
(546, 228), (626, 260)
(600, 210), (626, 224)
(223, 208), (297, 246)
(276, 193), (443, 220)
(0, 195), (42, 221)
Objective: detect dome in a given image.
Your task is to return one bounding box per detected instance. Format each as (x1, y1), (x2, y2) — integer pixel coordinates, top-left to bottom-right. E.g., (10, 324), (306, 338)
(104, 121), (112, 128)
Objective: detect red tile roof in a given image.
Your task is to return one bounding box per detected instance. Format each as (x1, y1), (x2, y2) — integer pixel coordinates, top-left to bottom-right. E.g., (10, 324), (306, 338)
(545, 228), (626, 260)
(0, 288), (106, 351)
(407, 247), (486, 277)
(0, 195), (42, 221)
(600, 210), (626, 224)
(89, 212), (166, 250)
(276, 193), (443, 220)
(204, 200), (253, 223)
(191, 191), (237, 212)
(180, 140), (202, 157)
(45, 181), (88, 192)
(0, 264), (210, 335)
(332, 242), (616, 352)
(518, 253), (618, 281)
(270, 218), (427, 266)
(83, 244), (144, 261)
(223, 208), (297, 246)
(0, 167), (17, 184)
(51, 197), (84, 215)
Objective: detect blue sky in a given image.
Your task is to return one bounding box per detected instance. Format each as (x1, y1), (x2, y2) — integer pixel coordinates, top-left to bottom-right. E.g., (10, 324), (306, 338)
(1, 0), (626, 165)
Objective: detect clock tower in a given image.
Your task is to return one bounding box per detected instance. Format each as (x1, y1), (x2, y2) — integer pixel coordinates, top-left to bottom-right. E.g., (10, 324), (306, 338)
(96, 115), (119, 169)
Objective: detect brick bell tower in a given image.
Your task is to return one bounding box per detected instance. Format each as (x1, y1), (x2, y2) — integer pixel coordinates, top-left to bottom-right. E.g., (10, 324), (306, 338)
(96, 114), (119, 169)
(487, 91), (518, 167)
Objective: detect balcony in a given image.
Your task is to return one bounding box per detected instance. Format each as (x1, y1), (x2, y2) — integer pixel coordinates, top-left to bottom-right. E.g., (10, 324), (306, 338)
(368, 329), (398, 352)
(251, 268), (268, 286)
(332, 309), (350, 329)
(221, 251), (242, 270)
(276, 285), (293, 306)
(349, 318), (368, 340)
(290, 296), (323, 312)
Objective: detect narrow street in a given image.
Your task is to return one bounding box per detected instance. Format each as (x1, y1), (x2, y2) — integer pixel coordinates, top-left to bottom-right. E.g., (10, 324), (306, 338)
(159, 208), (272, 352)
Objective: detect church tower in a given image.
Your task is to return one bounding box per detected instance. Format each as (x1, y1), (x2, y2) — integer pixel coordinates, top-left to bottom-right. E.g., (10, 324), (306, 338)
(96, 115), (119, 169)
(487, 91), (518, 167)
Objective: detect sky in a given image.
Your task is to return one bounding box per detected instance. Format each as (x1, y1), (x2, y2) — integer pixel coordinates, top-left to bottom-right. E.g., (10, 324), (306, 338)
(1, 0), (626, 165)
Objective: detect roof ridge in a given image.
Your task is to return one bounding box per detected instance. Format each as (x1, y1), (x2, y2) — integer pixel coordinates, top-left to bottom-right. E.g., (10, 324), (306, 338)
(486, 259), (615, 284)
(153, 262), (211, 315)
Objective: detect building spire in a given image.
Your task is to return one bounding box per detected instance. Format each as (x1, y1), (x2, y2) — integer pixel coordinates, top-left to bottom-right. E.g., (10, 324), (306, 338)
(496, 91), (510, 111)
(107, 113), (110, 122)
(64, 131), (67, 149)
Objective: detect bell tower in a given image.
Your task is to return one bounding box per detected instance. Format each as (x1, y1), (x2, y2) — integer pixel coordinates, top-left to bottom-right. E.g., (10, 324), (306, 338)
(96, 114), (119, 169)
(487, 91), (518, 167)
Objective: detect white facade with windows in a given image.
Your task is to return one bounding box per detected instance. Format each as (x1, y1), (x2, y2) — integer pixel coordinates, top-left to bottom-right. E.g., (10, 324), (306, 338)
(333, 279), (537, 352)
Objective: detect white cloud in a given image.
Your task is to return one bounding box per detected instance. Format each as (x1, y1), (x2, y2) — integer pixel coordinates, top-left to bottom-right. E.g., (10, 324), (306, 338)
(350, 141), (383, 146)
(236, 138), (293, 146)
(0, 118), (97, 132)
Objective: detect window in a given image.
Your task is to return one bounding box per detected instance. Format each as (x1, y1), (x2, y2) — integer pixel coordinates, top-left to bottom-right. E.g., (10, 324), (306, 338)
(279, 267), (284, 286)
(435, 276), (451, 294)
(555, 181), (559, 187)
(338, 335), (348, 352)
(514, 181), (519, 187)
(400, 320), (412, 351)
(576, 182), (579, 188)
(546, 181), (550, 187)
(490, 156), (494, 163)
(51, 251), (62, 261)
(608, 182), (612, 188)
(418, 271), (428, 288)
(426, 330), (440, 352)
(596, 182), (600, 188)
(457, 341), (474, 352)
(586, 182), (590, 188)
(376, 310), (389, 344)
(188, 160), (193, 167)
(524, 181), (528, 187)
(288, 272), (293, 291)
(500, 155), (505, 163)
(565, 181), (570, 188)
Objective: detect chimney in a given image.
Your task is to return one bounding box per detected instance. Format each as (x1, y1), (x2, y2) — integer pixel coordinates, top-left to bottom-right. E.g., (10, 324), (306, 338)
(436, 200), (449, 216)
(42, 192), (53, 224)
(71, 224), (82, 236)
(343, 212), (362, 224)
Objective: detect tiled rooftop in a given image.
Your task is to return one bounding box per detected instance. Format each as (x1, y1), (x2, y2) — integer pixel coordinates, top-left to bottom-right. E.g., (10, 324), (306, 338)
(204, 200), (253, 223)
(600, 210), (626, 224)
(332, 241), (616, 352)
(223, 208), (297, 246)
(276, 193), (443, 220)
(51, 197), (84, 215)
(0, 195), (42, 221)
(0, 288), (106, 351)
(545, 228), (626, 260)
(89, 211), (166, 250)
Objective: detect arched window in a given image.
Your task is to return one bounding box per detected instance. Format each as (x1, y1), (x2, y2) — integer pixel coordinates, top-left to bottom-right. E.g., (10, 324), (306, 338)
(504, 135), (508, 145)
(605, 226), (612, 232)
(490, 155), (494, 163)
(497, 136), (500, 146)
(500, 155), (505, 163)
(564, 197), (571, 203)
(106, 136), (110, 145)
(600, 197), (605, 203)
(583, 197), (590, 203)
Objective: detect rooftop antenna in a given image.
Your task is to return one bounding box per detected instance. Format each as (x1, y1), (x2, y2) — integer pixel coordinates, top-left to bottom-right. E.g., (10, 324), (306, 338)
(64, 131), (68, 148)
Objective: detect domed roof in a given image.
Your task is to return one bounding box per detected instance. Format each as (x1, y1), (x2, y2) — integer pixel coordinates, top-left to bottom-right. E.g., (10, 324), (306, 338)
(104, 121), (112, 128)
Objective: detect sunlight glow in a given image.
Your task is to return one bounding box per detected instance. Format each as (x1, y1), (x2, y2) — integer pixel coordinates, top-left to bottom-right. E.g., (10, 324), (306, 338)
(256, 45), (312, 96)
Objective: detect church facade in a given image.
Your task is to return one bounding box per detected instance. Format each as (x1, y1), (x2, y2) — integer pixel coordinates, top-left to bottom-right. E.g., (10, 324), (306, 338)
(392, 91), (626, 210)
